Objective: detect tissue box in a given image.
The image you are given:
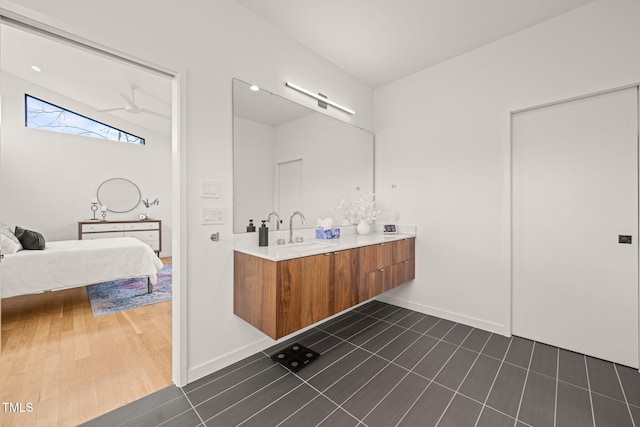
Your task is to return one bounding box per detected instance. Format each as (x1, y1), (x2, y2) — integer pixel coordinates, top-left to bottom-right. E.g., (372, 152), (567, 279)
(316, 227), (340, 240)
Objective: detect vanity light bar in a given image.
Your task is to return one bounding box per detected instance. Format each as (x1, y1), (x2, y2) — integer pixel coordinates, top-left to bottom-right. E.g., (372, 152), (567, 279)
(285, 81), (355, 115)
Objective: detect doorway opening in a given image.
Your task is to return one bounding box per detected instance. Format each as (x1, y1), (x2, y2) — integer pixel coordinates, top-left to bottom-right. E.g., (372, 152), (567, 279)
(0, 18), (184, 425)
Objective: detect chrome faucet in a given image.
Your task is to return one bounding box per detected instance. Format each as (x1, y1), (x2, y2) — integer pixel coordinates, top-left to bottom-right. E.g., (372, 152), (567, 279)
(289, 211), (306, 243)
(267, 211), (281, 230)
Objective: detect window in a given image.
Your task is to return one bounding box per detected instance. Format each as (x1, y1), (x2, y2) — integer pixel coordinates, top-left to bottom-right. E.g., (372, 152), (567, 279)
(25, 94), (145, 145)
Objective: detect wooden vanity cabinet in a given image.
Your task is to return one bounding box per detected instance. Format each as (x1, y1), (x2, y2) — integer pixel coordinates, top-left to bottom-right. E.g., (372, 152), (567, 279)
(233, 237), (415, 339)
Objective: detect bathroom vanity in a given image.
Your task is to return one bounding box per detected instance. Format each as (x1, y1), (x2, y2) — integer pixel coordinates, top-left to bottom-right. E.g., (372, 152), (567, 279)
(234, 234), (415, 339)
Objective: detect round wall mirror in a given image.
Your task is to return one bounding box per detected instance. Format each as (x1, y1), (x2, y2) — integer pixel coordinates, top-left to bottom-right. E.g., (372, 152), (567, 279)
(97, 178), (141, 213)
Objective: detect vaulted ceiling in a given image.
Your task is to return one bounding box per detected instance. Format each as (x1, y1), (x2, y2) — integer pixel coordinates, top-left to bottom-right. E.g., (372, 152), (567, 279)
(234, 0), (595, 88)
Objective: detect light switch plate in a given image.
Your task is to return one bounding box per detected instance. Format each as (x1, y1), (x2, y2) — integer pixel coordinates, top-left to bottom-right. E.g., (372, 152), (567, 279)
(201, 180), (220, 198)
(202, 207), (225, 224)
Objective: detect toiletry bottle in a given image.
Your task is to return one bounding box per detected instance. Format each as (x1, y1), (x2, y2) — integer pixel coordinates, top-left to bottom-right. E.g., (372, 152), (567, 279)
(259, 220), (269, 246)
(247, 219), (256, 232)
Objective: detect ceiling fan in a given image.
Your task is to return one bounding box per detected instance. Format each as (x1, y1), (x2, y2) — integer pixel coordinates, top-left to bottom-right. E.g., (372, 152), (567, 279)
(98, 84), (170, 119)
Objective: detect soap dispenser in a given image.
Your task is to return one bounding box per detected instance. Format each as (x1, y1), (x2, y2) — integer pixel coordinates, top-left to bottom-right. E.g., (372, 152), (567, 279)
(247, 219), (256, 232)
(259, 220), (269, 247)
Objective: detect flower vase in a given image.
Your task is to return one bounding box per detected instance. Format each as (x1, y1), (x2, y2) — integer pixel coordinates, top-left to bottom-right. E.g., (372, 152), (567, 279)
(356, 220), (370, 235)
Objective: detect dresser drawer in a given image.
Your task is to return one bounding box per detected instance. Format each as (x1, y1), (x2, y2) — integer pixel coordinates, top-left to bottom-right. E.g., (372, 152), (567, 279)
(82, 231), (123, 240)
(124, 222), (160, 231)
(82, 223), (124, 233)
(125, 230), (159, 242)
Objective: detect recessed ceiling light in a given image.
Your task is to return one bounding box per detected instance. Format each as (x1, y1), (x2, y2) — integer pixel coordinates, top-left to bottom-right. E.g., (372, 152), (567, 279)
(249, 85), (259, 92)
(31, 65), (41, 72)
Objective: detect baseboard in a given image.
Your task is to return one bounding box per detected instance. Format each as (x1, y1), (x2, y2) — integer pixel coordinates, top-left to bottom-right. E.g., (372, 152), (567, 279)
(376, 294), (509, 337)
(187, 337), (271, 384)
(186, 300), (377, 384)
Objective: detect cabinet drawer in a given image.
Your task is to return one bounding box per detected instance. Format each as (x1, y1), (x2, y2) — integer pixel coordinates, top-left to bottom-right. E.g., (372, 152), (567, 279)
(359, 267), (389, 302)
(361, 242), (394, 271)
(393, 238), (415, 263)
(82, 223), (124, 232)
(81, 231), (123, 240)
(124, 222), (159, 231)
(390, 259), (415, 287)
(124, 230), (159, 242)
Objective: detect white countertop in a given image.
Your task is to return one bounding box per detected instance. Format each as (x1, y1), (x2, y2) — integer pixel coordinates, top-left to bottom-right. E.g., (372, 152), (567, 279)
(234, 225), (416, 261)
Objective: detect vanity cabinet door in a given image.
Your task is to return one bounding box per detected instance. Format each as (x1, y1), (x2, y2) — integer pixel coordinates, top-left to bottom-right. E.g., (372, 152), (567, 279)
(332, 248), (361, 314)
(277, 254), (332, 337)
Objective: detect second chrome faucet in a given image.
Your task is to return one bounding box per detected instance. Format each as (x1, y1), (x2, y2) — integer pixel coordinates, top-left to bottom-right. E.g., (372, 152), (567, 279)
(289, 211), (305, 243)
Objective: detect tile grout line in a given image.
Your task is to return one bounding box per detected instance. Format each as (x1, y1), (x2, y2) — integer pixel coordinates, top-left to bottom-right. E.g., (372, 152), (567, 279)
(180, 389), (206, 426)
(613, 364), (637, 427)
(190, 363), (281, 409)
(111, 393), (185, 427)
(199, 371), (291, 425)
(473, 337), (515, 427)
(584, 355), (597, 427)
(235, 381), (308, 427)
(308, 317), (530, 427)
(184, 354), (267, 396)
(554, 346), (559, 427)
(512, 341), (536, 427)
(352, 319), (461, 425)
(274, 394), (324, 427)
(326, 320), (529, 425)
(310, 314), (455, 426)
(429, 328), (481, 427)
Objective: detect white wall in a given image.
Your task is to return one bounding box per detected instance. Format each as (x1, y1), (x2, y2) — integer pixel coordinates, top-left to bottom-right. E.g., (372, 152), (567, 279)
(0, 0), (374, 383)
(0, 71), (172, 255)
(374, 0), (640, 334)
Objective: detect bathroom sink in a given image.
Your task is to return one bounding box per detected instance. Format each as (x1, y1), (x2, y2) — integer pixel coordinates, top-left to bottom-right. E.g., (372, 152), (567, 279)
(287, 242), (336, 252)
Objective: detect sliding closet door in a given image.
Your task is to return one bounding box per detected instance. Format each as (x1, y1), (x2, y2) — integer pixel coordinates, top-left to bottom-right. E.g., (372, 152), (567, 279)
(512, 87), (639, 368)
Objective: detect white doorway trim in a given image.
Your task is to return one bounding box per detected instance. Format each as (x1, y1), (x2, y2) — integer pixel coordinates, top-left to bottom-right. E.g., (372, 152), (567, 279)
(0, 8), (188, 386)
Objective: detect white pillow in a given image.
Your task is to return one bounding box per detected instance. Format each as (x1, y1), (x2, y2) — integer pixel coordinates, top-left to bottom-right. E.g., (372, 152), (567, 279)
(1, 233), (21, 254)
(0, 223), (23, 254)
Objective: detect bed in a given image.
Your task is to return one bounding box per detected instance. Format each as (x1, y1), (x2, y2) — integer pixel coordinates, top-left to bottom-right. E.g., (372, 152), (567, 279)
(0, 237), (164, 298)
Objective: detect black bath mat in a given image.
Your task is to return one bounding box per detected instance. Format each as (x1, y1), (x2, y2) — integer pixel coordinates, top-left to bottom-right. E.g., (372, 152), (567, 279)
(270, 343), (319, 372)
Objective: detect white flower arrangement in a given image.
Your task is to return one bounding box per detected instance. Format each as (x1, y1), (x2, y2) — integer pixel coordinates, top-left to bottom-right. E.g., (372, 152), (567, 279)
(337, 192), (380, 225)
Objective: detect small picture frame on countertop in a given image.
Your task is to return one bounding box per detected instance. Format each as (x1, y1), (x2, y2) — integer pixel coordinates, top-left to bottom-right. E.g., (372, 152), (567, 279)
(382, 224), (398, 234)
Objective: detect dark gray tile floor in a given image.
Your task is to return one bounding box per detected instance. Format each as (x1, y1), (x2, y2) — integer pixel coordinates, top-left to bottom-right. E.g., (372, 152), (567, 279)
(82, 301), (640, 427)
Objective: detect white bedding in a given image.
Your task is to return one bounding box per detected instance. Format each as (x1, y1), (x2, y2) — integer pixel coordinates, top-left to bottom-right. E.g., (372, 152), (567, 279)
(0, 237), (164, 298)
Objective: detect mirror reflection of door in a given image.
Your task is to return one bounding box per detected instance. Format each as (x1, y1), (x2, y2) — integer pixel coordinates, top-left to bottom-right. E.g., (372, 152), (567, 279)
(277, 158), (303, 228)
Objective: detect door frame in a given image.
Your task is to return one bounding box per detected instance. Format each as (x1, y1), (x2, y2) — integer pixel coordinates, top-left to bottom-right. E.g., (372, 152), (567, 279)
(507, 83), (640, 370)
(0, 9), (189, 385)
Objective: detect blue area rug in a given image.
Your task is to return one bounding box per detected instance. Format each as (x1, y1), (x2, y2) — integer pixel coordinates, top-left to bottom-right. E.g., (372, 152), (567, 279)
(86, 264), (172, 316)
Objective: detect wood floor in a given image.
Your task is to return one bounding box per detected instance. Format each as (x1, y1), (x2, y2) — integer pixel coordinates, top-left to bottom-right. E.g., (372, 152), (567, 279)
(1, 257), (172, 426)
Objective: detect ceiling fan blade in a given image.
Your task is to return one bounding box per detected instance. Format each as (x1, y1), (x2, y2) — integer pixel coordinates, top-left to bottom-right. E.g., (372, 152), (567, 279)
(97, 107), (126, 113)
(140, 108), (171, 120)
(119, 92), (137, 108)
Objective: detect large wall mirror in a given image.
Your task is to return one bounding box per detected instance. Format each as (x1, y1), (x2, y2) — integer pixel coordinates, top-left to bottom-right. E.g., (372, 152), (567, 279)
(233, 78), (374, 233)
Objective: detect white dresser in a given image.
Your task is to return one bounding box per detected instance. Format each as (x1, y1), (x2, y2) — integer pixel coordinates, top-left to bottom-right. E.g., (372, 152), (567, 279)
(78, 220), (161, 255)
